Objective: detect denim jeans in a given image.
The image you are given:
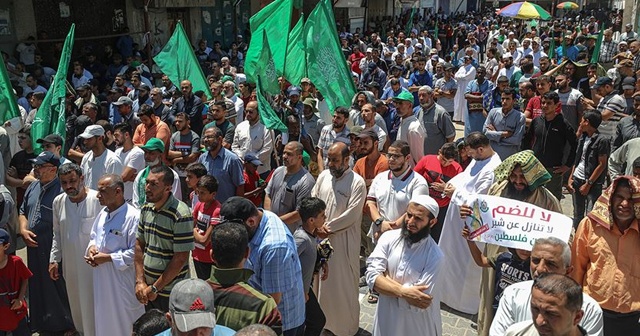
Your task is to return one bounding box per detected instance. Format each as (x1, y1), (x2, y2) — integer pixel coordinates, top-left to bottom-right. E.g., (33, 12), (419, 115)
(572, 177), (602, 228)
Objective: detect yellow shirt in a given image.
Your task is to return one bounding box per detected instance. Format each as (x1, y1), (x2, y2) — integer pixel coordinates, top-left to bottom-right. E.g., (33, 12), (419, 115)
(571, 217), (640, 312)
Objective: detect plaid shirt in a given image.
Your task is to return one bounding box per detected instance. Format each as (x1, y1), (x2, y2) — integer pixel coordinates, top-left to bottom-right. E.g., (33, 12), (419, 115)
(599, 40), (618, 63)
(316, 124), (350, 164)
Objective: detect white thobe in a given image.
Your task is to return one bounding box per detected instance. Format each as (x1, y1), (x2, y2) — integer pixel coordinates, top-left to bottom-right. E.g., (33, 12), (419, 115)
(438, 153), (502, 314)
(312, 169), (366, 336)
(397, 116), (426, 167)
(50, 189), (103, 335)
(231, 120), (274, 175)
(88, 203), (145, 336)
(366, 230), (444, 336)
(453, 64), (476, 122)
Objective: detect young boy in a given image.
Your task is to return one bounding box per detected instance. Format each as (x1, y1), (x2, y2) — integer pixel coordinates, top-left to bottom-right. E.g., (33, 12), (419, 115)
(192, 175), (221, 280)
(184, 162), (208, 209)
(296, 197), (329, 336)
(461, 227), (531, 314)
(0, 228), (32, 336)
(6, 125), (36, 206)
(243, 153), (265, 206)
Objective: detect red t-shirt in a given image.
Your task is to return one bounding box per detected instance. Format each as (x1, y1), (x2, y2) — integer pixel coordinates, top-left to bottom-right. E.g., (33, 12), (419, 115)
(192, 200), (221, 264)
(0, 255), (32, 331)
(526, 96), (562, 120)
(414, 155), (463, 208)
(243, 170), (263, 206)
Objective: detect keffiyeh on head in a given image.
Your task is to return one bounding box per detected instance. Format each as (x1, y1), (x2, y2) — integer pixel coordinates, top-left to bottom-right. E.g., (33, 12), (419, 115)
(587, 176), (640, 229)
(493, 150), (551, 191)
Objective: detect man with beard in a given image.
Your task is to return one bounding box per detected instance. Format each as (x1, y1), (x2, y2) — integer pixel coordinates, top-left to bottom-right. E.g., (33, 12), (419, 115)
(79, 125), (124, 189)
(264, 141), (315, 233)
(232, 101), (273, 179)
(454, 56), (477, 123)
(317, 107), (350, 171)
(311, 142), (366, 336)
(490, 237), (603, 336)
(571, 176), (640, 334)
(612, 95), (640, 153)
(134, 165), (194, 312)
(302, 98), (325, 146)
(133, 104), (171, 154)
(462, 150), (562, 336)
(219, 197), (305, 336)
(171, 80), (204, 136)
(498, 54), (519, 83)
(132, 138), (181, 208)
(279, 115), (316, 164)
(198, 126), (244, 204)
(415, 85), (456, 155)
(114, 122), (146, 203)
(204, 101), (235, 149)
(464, 66), (494, 136)
(483, 88), (526, 160)
(365, 194), (444, 336)
(19, 152), (75, 334)
(438, 132), (502, 317)
(555, 73), (585, 132)
(49, 163), (102, 335)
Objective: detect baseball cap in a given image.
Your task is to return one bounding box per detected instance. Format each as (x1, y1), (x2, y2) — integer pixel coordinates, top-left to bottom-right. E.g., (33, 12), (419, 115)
(368, 62), (378, 71)
(430, 48), (438, 55)
(78, 125), (105, 139)
(622, 77), (636, 90)
(169, 278), (216, 332)
(502, 53), (513, 60)
(301, 77), (312, 84)
(29, 151), (61, 167)
(302, 98), (318, 112)
(392, 91), (414, 103)
(138, 83), (151, 91)
(220, 196), (257, 222)
(113, 96), (133, 106)
(139, 138), (165, 152)
(244, 153), (263, 166)
(109, 87), (124, 95)
(590, 77), (613, 89)
(357, 129), (379, 142)
(0, 228), (9, 244)
(365, 81), (380, 89)
(288, 86), (301, 96)
(431, 55), (439, 61)
(36, 134), (63, 146)
(348, 125), (364, 136)
(366, 47), (373, 53)
(410, 194), (440, 217)
(443, 62), (454, 70)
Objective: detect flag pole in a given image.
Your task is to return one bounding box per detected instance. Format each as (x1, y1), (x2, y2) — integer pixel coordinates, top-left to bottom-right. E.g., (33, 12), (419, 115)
(282, 0), (294, 84)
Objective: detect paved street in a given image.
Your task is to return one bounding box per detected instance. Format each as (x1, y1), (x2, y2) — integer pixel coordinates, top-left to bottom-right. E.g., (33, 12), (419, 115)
(355, 123), (576, 336)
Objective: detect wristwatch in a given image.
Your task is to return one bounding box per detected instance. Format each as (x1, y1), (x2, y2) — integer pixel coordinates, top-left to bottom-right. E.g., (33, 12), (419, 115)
(150, 285), (159, 294)
(587, 179), (594, 185)
(374, 218), (384, 227)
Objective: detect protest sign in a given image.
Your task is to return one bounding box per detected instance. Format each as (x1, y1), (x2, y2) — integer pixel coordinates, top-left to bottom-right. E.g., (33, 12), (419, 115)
(465, 194), (572, 250)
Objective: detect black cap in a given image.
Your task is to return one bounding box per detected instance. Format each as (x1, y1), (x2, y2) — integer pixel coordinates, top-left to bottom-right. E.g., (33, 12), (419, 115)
(357, 129), (379, 142)
(622, 76), (636, 90)
(590, 77), (613, 89)
(220, 197), (257, 222)
(36, 134), (63, 146)
(29, 151), (60, 167)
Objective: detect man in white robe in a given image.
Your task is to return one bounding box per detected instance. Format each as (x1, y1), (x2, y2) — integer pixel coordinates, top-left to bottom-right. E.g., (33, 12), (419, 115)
(438, 132), (502, 314)
(453, 56), (477, 122)
(312, 142), (366, 336)
(49, 163), (102, 335)
(85, 174), (145, 336)
(366, 195), (445, 336)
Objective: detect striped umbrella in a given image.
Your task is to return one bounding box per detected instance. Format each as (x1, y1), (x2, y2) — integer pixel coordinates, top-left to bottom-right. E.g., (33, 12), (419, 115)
(556, 1), (579, 9)
(497, 1), (552, 20)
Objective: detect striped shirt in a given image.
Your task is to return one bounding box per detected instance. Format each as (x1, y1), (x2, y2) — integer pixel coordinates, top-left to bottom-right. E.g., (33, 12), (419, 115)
(597, 92), (627, 142)
(137, 194), (194, 297)
(208, 267), (282, 333)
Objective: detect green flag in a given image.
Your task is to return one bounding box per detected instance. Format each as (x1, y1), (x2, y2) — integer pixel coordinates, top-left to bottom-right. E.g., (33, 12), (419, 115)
(305, 0), (356, 112)
(256, 77), (287, 132)
(154, 21), (211, 99)
(32, 24), (75, 155)
(284, 15), (306, 86)
(405, 7), (416, 35)
(590, 23), (605, 64)
(245, 0), (293, 83)
(548, 35), (556, 61)
(562, 33), (567, 60)
(433, 19), (439, 44)
(256, 31), (281, 95)
(0, 53), (19, 123)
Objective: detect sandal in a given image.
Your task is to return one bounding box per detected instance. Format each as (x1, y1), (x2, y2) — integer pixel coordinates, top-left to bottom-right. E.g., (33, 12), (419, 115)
(367, 291), (379, 304)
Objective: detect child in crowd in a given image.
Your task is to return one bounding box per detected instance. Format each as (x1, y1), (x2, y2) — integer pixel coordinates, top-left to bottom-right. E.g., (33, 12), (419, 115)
(192, 175), (221, 280)
(461, 227), (531, 314)
(184, 162), (208, 208)
(296, 197), (329, 336)
(243, 153), (265, 206)
(0, 228), (32, 336)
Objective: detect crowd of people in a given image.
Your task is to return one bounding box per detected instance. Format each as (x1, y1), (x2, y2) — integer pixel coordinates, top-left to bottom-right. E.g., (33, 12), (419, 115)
(0, 5), (639, 336)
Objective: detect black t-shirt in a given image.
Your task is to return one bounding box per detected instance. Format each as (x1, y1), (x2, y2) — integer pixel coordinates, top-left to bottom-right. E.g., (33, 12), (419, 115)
(488, 251), (531, 311)
(10, 150), (36, 178)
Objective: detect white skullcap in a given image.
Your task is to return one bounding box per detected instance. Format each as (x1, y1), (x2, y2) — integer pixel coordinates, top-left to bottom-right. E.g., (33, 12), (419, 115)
(410, 194), (439, 217)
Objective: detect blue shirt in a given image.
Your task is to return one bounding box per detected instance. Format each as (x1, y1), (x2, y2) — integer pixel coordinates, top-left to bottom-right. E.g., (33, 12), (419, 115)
(408, 71), (433, 106)
(245, 210), (306, 331)
(197, 149), (245, 203)
(380, 86), (409, 101)
(155, 325), (235, 336)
